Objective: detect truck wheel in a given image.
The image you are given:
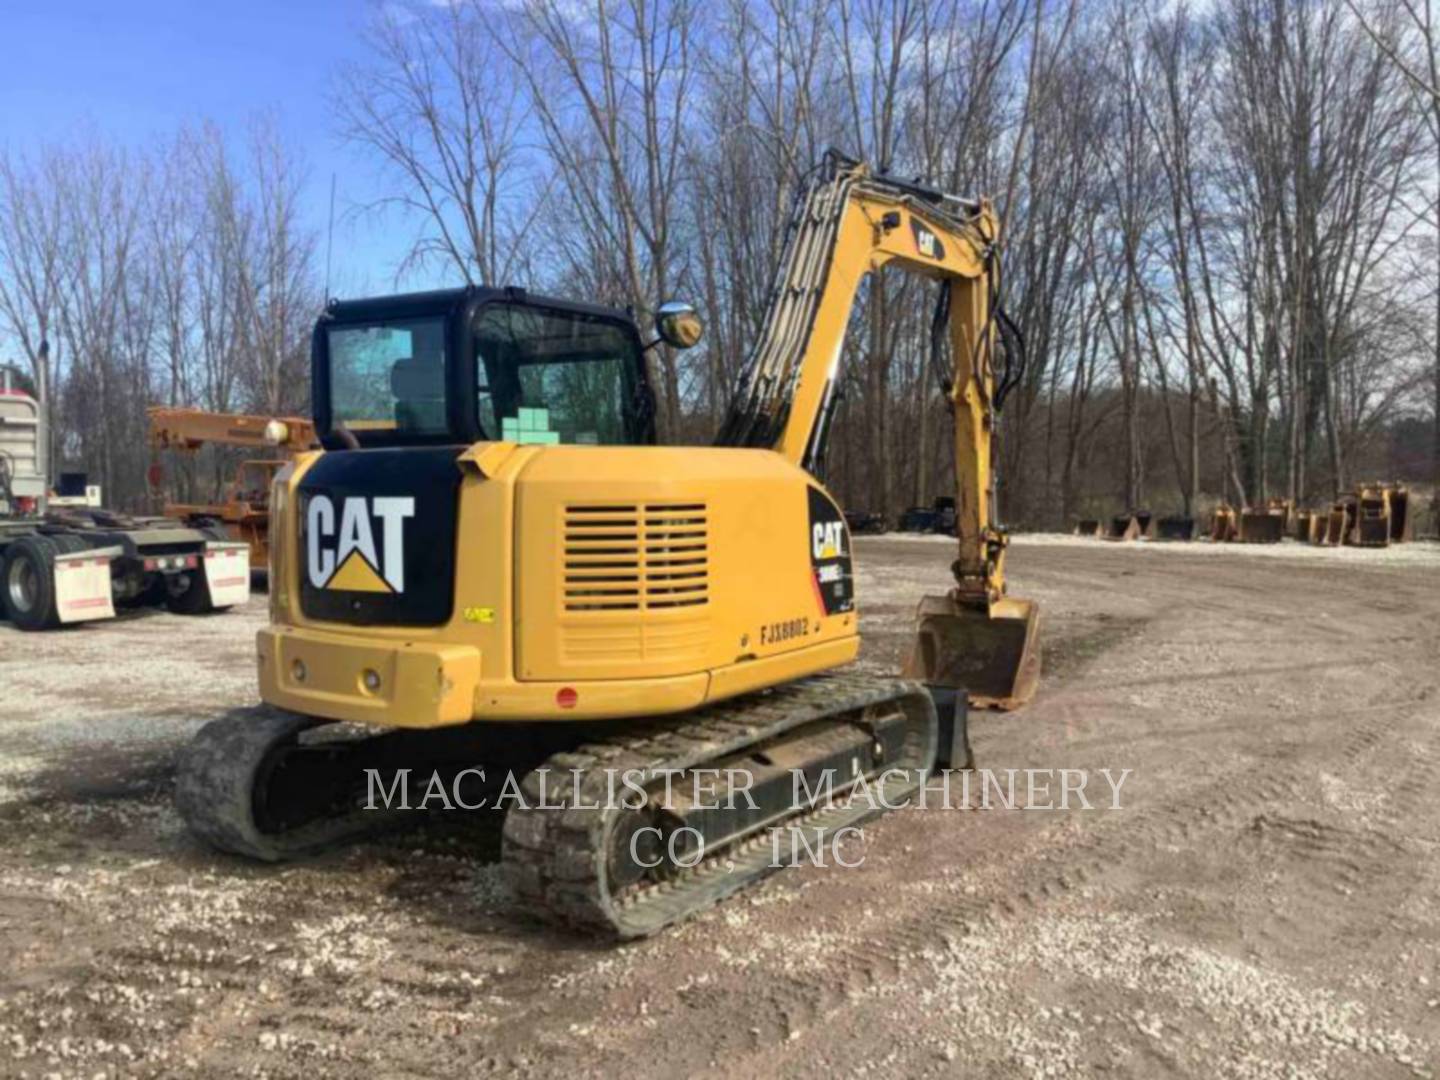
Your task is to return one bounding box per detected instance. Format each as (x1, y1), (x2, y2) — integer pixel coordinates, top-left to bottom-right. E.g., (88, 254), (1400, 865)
(126, 575), (166, 609)
(165, 570), (221, 615)
(2, 536), (61, 631)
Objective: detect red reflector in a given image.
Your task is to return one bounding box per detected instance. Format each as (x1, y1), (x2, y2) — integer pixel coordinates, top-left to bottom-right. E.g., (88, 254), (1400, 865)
(143, 559), (156, 571)
(556, 687), (578, 710)
(184, 556), (197, 569)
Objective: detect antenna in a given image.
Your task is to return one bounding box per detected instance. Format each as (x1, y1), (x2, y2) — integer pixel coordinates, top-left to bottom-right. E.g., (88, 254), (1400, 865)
(324, 172), (337, 303)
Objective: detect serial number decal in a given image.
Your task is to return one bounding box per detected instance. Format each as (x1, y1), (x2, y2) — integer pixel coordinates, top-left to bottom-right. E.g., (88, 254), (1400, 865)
(760, 617), (812, 646)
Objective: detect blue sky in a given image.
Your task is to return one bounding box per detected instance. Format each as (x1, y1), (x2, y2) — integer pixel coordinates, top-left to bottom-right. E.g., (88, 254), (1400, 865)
(0, 0), (441, 297)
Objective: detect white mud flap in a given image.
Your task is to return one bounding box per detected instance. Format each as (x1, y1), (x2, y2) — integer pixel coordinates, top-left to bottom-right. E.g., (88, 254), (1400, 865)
(54, 546), (118, 624)
(203, 542), (252, 609)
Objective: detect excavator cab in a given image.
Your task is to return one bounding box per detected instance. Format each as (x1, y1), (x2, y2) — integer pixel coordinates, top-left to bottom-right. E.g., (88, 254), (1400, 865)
(313, 287), (658, 451)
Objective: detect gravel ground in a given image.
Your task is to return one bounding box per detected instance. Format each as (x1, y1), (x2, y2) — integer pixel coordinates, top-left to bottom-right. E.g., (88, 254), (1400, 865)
(1, 535), (1438, 1078)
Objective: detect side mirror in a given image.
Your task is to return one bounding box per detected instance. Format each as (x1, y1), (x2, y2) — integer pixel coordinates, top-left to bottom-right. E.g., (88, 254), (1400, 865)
(655, 301), (703, 350)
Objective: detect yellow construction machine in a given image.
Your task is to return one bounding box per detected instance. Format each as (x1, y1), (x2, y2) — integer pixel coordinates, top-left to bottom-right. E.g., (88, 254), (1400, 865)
(148, 407), (317, 570)
(176, 153), (1040, 937)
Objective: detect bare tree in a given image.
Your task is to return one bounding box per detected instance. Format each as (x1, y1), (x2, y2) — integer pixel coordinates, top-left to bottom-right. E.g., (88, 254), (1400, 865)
(496, 0), (700, 439)
(0, 149), (68, 479)
(335, 1), (537, 285)
(1345, 0), (1439, 520)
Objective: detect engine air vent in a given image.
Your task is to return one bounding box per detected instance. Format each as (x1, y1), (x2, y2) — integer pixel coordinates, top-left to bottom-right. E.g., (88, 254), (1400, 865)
(563, 503), (709, 612)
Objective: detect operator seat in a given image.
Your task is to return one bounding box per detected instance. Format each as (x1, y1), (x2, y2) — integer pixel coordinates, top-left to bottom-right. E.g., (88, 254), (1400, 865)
(390, 357), (446, 433)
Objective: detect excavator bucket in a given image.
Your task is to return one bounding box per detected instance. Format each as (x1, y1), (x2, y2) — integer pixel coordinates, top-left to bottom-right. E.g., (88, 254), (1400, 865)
(1154, 515), (1195, 541)
(1336, 499), (1359, 545)
(1104, 515), (1140, 542)
(1352, 488), (1392, 547)
(1390, 487), (1413, 543)
(1319, 506), (1343, 546)
(903, 594), (1041, 711)
(1209, 507), (1237, 542)
(1236, 509), (1285, 543)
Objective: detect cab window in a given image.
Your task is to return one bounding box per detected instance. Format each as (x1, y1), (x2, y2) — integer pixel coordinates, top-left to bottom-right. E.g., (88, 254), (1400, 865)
(473, 303), (643, 445)
(328, 317), (448, 436)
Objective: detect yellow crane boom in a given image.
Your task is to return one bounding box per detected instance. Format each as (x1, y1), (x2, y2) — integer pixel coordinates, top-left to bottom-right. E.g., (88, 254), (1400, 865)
(146, 407), (318, 572)
(147, 407), (316, 453)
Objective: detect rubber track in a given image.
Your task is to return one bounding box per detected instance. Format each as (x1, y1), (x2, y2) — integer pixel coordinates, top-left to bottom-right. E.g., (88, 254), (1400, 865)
(176, 705), (403, 861)
(502, 671), (937, 939)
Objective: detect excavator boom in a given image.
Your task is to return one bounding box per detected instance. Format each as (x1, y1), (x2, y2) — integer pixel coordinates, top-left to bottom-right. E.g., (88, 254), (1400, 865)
(718, 153), (1040, 708)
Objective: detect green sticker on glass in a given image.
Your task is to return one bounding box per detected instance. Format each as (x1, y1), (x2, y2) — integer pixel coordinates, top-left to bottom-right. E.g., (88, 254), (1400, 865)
(502, 407), (557, 444)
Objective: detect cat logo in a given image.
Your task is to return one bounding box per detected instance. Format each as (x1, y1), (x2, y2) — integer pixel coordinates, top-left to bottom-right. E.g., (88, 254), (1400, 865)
(306, 495), (415, 594)
(806, 486), (854, 617)
(911, 219), (946, 261)
(812, 520), (846, 561)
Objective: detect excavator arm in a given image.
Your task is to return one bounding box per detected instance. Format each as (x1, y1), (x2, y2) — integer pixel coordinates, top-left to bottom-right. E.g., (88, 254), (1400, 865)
(718, 153), (1039, 708)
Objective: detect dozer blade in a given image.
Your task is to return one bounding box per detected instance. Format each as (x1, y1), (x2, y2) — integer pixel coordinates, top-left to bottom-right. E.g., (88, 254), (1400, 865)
(903, 594), (1041, 711)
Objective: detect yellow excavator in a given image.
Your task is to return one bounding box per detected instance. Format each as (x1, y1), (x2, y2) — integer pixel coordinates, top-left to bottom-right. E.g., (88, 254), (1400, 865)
(177, 153), (1040, 937)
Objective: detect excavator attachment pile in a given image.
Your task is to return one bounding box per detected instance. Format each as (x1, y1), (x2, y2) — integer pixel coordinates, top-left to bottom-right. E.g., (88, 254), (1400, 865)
(1073, 510), (1198, 542)
(1079, 488), (1415, 551)
(1294, 485), (1412, 547)
(1076, 511), (1192, 541)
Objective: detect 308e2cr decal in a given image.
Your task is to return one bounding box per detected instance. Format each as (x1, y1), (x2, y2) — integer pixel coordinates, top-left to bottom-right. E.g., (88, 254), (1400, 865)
(807, 486), (854, 616)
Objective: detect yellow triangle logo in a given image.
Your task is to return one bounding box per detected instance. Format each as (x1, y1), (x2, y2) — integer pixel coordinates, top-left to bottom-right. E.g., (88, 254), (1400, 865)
(327, 550), (393, 593)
